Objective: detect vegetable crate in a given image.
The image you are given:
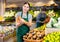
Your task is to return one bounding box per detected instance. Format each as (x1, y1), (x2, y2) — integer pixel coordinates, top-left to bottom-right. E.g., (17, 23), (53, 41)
(23, 38), (43, 42)
(23, 29), (45, 42)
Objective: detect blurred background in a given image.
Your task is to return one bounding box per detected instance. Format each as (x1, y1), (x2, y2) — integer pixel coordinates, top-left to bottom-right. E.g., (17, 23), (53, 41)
(0, 0), (60, 42)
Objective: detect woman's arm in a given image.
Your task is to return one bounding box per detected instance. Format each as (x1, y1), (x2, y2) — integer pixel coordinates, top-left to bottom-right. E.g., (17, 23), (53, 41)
(16, 16), (23, 27)
(24, 19), (32, 27)
(21, 14), (32, 27)
(19, 17), (32, 27)
(15, 14), (32, 27)
(15, 12), (23, 27)
(20, 18), (32, 27)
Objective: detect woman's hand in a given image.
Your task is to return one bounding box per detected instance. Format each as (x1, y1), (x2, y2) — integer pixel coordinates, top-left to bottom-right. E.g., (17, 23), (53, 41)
(16, 20), (23, 27)
(20, 19), (25, 23)
(16, 16), (32, 27)
(16, 17), (24, 27)
(20, 18), (32, 27)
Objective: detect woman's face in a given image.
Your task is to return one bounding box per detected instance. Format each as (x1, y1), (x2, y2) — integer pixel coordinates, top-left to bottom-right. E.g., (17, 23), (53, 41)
(23, 4), (29, 13)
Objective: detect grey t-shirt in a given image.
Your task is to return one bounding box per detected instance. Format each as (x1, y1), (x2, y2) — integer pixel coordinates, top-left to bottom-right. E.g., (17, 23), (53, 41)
(15, 12), (32, 21)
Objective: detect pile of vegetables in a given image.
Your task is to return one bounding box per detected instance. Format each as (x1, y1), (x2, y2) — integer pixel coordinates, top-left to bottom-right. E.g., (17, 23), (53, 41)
(23, 23), (46, 40)
(46, 10), (60, 28)
(0, 26), (15, 37)
(4, 10), (16, 22)
(43, 32), (60, 42)
(4, 10), (16, 17)
(36, 24), (46, 30)
(23, 29), (45, 40)
(0, 16), (5, 21)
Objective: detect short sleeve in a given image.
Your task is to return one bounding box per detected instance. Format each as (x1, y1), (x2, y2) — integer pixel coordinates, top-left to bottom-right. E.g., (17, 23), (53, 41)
(15, 12), (21, 18)
(28, 14), (32, 21)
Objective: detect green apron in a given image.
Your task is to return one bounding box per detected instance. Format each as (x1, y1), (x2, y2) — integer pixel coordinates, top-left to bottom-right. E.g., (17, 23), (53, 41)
(16, 12), (30, 42)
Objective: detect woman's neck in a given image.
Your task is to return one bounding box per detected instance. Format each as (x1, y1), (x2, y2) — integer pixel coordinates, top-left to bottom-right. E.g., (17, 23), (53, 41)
(23, 11), (27, 15)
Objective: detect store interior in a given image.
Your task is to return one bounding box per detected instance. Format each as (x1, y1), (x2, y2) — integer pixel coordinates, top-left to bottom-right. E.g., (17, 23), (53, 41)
(0, 0), (60, 42)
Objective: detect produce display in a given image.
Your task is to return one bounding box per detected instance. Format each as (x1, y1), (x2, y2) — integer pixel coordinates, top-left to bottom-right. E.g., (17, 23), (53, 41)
(0, 16), (5, 21)
(54, 17), (60, 28)
(46, 10), (60, 28)
(43, 32), (60, 42)
(33, 11), (40, 17)
(4, 10), (16, 17)
(23, 23), (46, 42)
(29, 10), (34, 16)
(0, 26), (16, 37)
(4, 10), (16, 22)
(36, 24), (46, 30)
(23, 29), (45, 40)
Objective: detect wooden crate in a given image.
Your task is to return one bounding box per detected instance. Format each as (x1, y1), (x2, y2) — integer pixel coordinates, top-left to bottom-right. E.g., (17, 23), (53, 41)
(23, 38), (43, 42)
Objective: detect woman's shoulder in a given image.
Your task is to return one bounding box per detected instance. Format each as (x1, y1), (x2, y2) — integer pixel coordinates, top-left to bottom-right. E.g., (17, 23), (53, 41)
(15, 12), (22, 17)
(16, 12), (22, 14)
(28, 14), (32, 20)
(28, 14), (32, 17)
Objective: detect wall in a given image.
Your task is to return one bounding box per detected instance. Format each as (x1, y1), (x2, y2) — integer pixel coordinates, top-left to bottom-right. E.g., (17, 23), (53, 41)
(6, 0), (55, 8)
(0, 0), (5, 15)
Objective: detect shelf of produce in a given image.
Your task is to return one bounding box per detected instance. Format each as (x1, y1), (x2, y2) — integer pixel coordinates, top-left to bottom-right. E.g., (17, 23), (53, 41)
(0, 37), (4, 42)
(0, 33), (15, 42)
(0, 35), (13, 42)
(0, 21), (15, 26)
(23, 28), (60, 42)
(45, 28), (60, 35)
(0, 30), (16, 42)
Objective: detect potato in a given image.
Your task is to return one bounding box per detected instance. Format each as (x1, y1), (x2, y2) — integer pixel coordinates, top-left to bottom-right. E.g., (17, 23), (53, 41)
(36, 32), (41, 35)
(23, 29), (45, 40)
(28, 33), (32, 38)
(29, 30), (34, 33)
(23, 35), (27, 39)
(32, 35), (37, 40)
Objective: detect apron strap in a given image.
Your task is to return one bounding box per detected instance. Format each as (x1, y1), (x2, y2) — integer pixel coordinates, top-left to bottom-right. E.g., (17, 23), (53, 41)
(27, 12), (28, 21)
(21, 12), (23, 18)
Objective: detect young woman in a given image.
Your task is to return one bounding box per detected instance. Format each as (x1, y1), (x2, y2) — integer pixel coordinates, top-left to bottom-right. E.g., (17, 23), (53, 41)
(15, 2), (32, 42)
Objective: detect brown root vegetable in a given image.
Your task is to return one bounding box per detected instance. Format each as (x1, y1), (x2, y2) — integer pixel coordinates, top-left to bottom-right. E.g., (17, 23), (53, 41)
(26, 33), (29, 35)
(38, 30), (45, 35)
(36, 37), (40, 40)
(34, 29), (39, 32)
(23, 35), (27, 39)
(28, 33), (32, 38)
(38, 34), (42, 37)
(26, 33), (29, 37)
(29, 30), (34, 33)
(32, 32), (36, 35)
(27, 37), (31, 39)
(32, 35), (37, 40)
(38, 34), (43, 39)
(39, 30), (44, 33)
(23, 29), (45, 40)
(36, 32), (41, 35)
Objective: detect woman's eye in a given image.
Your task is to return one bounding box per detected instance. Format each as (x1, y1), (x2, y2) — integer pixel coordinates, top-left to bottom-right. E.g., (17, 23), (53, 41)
(27, 7), (29, 8)
(24, 6), (26, 7)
